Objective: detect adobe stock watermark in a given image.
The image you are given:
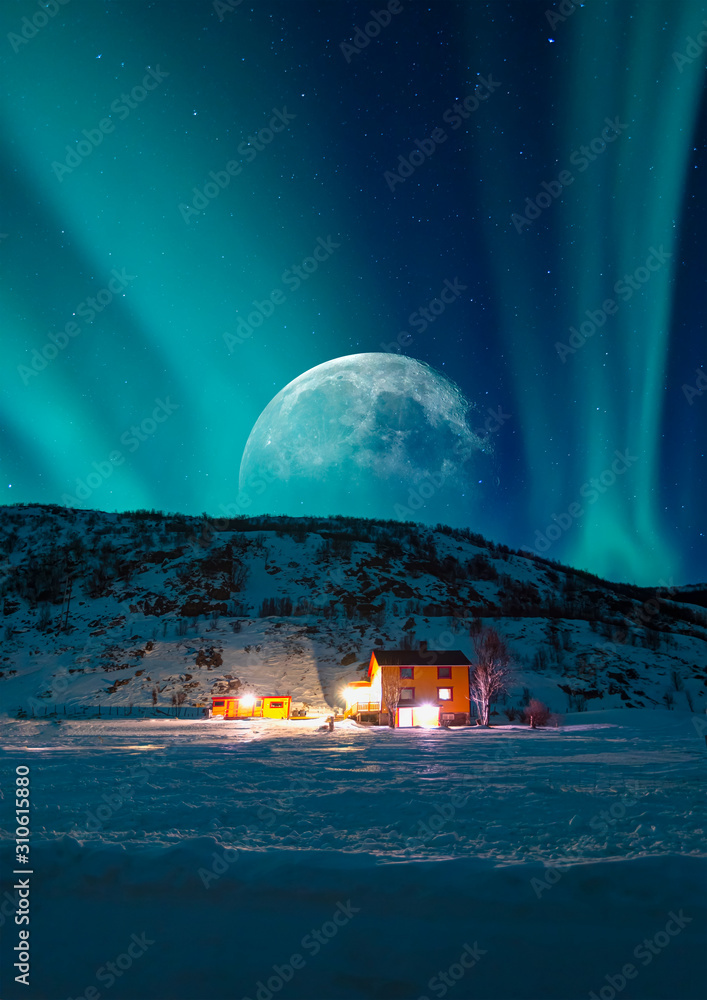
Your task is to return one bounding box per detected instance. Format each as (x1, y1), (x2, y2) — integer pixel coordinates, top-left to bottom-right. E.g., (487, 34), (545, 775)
(393, 405), (510, 520)
(406, 790), (469, 848)
(545, 0), (585, 33)
(17, 268), (137, 385)
(385, 77), (501, 192)
(588, 782), (641, 836)
(179, 107), (296, 223)
(557, 577), (679, 720)
(555, 245), (672, 362)
(588, 911), (691, 1000)
(8, 0), (70, 54)
(24, 666), (73, 718)
(530, 787), (643, 900)
(223, 235), (342, 350)
(673, 20), (707, 72)
(380, 278), (468, 354)
(416, 942), (487, 1000)
(339, 1), (404, 63)
(217, 461), (288, 518)
(61, 397), (179, 507)
(66, 931), (155, 999)
(213, 0), (243, 21)
(240, 901), (360, 1000)
(198, 843), (241, 889)
(198, 775), (315, 889)
(511, 116), (628, 232)
(256, 773), (315, 828)
(681, 367), (706, 406)
(71, 760), (156, 834)
(51, 67), (169, 182)
(527, 449), (638, 556)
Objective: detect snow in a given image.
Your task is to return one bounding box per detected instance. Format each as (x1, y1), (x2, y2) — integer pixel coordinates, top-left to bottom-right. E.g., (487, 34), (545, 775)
(1, 508), (706, 997)
(3, 710), (704, 862)
(1, 505), (706, 721)
(1, 710), (705, 999)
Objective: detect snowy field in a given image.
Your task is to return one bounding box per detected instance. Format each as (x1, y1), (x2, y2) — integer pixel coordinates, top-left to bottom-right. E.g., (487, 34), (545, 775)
(1, 710), (706, 999)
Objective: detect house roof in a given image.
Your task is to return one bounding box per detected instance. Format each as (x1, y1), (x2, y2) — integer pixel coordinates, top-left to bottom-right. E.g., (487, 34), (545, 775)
(371, 650), (471, 666)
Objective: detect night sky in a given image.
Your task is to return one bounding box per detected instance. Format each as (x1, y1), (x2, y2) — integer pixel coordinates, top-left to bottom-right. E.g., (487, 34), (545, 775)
(1, 0), (705, 586)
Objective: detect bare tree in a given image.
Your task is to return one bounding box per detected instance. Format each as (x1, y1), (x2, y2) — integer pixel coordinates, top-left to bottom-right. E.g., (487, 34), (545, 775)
(470, 627), (512, 726)
(523, 699), (550, 728)
(381, 670), (403, 728)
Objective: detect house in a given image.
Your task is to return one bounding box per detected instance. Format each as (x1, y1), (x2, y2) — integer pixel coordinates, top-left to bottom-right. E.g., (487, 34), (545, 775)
(211, 695), (291, 719)
(344, 643), (471, 727)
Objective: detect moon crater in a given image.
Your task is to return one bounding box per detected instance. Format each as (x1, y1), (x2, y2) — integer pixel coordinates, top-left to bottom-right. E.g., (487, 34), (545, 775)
(238, 353), (491, 523)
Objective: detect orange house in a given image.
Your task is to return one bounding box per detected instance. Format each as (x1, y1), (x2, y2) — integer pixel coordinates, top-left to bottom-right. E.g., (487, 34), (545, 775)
(211, 695), (291, 719)
(344, 645), (471, 727)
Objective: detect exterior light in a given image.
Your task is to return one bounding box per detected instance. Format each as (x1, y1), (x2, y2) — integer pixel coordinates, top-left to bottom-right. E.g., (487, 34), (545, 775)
(416, 704), (440, 728)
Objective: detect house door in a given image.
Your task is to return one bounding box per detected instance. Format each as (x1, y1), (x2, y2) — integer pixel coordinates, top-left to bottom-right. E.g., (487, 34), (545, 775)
(398, 707), (413, 728)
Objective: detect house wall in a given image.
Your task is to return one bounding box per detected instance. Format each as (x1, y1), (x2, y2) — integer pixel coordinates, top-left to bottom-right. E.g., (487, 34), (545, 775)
(371, 659), (470, 717)
(262, 697), (291, 719)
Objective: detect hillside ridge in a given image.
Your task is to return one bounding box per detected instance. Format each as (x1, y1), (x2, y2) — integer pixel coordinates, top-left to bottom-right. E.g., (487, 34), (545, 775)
(1, 504), (705, 718)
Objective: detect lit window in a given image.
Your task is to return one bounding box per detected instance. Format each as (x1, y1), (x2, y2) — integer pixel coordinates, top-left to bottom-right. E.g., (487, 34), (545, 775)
(400, 667), (414, 679)
(400, 688), (414, 701)
(438, 688), (453, 701)
(437, 666), (451, 679)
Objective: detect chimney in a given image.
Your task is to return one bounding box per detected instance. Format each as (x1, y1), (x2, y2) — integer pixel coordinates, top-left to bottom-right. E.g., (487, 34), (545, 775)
(419, 640), (427, 653)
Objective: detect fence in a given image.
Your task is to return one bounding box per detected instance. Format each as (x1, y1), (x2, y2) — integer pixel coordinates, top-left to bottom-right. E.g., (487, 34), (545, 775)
(15, 704), (209, 720)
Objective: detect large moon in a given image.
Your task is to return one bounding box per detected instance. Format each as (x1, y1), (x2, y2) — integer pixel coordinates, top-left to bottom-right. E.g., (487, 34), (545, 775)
(238, 353), (491, 524)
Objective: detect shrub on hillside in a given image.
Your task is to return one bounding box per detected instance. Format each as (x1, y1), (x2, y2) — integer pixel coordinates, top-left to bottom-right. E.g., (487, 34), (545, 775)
(523, 699), (551, 728)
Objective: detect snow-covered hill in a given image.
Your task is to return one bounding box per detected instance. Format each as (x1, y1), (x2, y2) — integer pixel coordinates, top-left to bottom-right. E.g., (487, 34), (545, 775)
(1, 504), (705, 718)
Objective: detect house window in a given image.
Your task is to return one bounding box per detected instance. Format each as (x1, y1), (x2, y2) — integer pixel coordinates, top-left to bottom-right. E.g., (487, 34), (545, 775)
(438, 688), (453, 701)
(399, 687), (415, 701)
(400, 667), (414, 679)
(269, 701), (283, 708)
(213, 700), (225, 707)
(437, 666), (452, 679)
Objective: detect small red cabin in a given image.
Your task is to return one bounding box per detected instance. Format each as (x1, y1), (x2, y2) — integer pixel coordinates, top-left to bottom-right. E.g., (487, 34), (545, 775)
(211, 695), (291, 719)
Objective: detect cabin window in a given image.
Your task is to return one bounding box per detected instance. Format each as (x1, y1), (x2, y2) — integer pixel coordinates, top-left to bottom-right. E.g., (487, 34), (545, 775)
(400, 687), (414, 701)
(213, 700), (225, 707)
(256, 699), (263, 707)
(400, 667), (414, 679)
(437, 666), (451, 679)
(438, 688), (453, 701)
(269, 701), (283, 708)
